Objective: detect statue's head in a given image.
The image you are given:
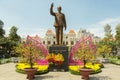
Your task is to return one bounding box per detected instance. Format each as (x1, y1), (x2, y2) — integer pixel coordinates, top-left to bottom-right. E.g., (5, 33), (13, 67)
(57, 6), (62, 12)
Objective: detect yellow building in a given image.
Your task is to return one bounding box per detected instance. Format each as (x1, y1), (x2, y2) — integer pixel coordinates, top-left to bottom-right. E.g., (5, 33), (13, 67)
(42, 29), (77, 48)
(41, 29), (101, 48)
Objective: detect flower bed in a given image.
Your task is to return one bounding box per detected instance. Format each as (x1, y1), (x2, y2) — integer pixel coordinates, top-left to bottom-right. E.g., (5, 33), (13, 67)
(16, 63), (49, 74)
(69, 62), (103, 75)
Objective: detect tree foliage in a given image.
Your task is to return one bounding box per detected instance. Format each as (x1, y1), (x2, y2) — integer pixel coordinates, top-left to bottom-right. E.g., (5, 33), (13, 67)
(98, 24), (118, 57)
(104, 24), (112, 38)
(14, 42), (43, 63)
(0, 20), (4, 27)
(0, 20), (21, 57)
(115, 23), (120, 47)
(0, 20), (5, 38)
(9, 26), (21, 42)
(97, 45), (112, 58)
(6, 26), (21, 57)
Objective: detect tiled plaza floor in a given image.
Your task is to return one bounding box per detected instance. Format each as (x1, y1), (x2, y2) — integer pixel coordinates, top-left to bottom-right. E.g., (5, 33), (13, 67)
(0, 63), (120, 80)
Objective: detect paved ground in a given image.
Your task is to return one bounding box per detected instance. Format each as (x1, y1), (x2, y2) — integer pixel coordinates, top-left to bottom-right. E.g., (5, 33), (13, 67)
(0, 63), (120, 80)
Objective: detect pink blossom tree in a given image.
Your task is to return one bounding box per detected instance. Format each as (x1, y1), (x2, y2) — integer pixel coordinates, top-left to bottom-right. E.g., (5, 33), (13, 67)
(14, 35), (49, 66)
(69, 36), (97, 67)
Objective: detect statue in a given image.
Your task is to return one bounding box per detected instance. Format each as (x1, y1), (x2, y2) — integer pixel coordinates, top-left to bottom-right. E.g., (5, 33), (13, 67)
(50, 3), (67, 45)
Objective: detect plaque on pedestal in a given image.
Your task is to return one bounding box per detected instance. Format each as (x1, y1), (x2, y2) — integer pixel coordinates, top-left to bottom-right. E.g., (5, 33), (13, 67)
(49, 45), (68, 71)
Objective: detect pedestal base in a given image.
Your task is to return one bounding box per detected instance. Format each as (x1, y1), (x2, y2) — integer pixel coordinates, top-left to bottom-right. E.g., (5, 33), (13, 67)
(49, 45), (68, 71)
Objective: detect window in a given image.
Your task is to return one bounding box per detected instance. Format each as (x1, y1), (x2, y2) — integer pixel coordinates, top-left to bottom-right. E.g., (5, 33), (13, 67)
(71, 41), (74, 45)
(47, 41), (51, 45)
(53, 36), (56, 39)
(66, 36), (68, 39)
(53, 41), (55, 45)
(43, 41), (45, 44)
(66, 41), (68, 45)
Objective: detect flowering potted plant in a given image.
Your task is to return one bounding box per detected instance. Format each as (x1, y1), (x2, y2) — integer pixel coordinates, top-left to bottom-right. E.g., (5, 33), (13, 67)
(14, 36), (45, 80)
(15, 35), (49, 79)
(15, 42), (38, 80)
(46, 53), (64, 66)
(74, 36), (97, 80)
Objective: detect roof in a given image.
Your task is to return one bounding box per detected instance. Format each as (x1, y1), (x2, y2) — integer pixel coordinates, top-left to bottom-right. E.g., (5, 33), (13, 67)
(46, 29), (54, 34)
(69, 29), (76, 34)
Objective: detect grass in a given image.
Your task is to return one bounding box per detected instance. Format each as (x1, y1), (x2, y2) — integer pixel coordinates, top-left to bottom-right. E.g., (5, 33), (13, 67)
(109, 57), (120, 65)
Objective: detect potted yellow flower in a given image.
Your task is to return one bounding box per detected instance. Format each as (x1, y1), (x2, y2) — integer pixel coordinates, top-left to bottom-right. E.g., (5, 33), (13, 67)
(46, 53), (64, 71)
(54, 53), (64, 66)
(46, 53), (64, 66)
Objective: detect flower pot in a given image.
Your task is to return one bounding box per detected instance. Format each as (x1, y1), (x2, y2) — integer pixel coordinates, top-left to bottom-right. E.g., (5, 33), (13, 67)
(24, 68), (37, 80)
(80, 68), (92, 80)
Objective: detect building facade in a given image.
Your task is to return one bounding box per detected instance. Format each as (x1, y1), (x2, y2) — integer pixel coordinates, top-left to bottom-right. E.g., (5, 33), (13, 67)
(41, 29), (101, 48)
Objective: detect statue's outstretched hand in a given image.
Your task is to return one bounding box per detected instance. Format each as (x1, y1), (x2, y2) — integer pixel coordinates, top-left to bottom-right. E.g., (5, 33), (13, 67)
(51, 3), (54, 7)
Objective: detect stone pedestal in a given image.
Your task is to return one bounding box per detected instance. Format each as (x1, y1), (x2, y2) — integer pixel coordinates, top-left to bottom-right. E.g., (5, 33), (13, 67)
(49, 45), (68, 71)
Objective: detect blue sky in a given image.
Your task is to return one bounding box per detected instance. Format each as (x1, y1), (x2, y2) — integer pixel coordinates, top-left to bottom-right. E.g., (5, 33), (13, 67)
(0, 0), (120, 38)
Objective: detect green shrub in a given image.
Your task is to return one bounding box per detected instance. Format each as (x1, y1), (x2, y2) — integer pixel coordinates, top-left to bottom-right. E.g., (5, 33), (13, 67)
(117, 55), (120, 59)
(109, 57), (120, 65)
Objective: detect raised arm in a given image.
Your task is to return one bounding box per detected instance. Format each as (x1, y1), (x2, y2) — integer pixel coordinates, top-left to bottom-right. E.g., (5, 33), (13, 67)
(50, 3), (55, 16)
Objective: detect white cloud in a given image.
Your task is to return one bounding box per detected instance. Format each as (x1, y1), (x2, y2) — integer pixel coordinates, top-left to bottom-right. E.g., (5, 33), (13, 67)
(3, 17), (120, 39)
(4, 25), (49, 38)
(18, 27), (50, 38)
(87, 17), (120, 38)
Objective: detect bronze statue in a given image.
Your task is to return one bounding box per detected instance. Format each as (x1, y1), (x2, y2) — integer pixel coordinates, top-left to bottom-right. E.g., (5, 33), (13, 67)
(50, 3), (67, 45)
